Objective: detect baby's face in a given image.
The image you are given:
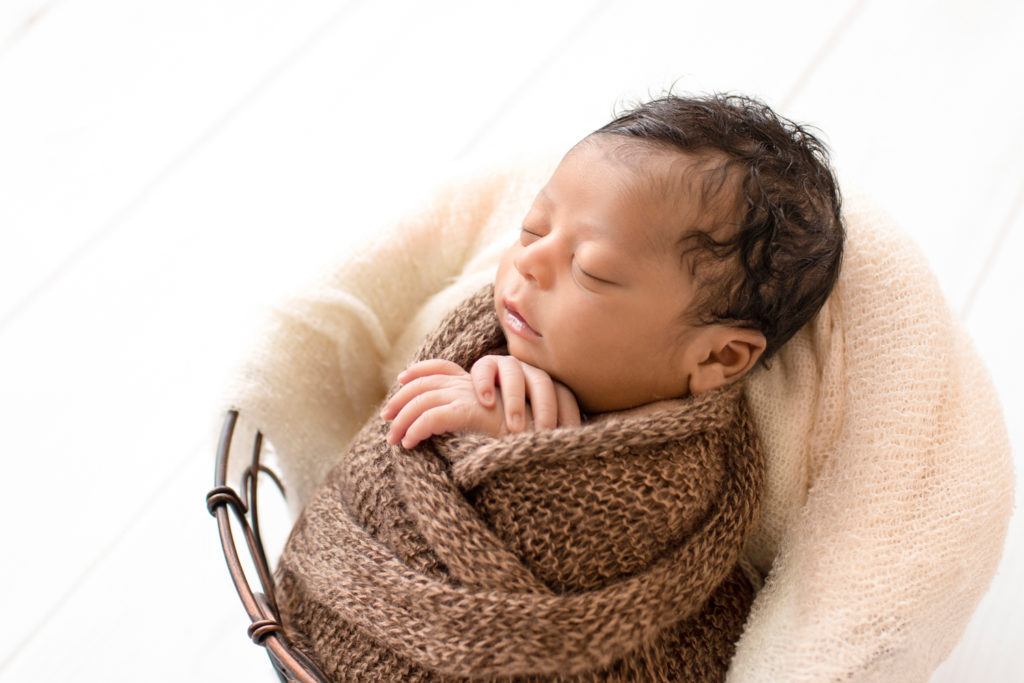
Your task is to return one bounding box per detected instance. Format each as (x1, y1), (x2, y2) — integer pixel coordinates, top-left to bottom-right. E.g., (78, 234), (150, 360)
(494, 136), (710, 413)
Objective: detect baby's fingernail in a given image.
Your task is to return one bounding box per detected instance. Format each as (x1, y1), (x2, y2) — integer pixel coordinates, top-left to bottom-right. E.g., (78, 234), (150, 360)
(482, 390), (493, 403)
(511, 414), (523, 431)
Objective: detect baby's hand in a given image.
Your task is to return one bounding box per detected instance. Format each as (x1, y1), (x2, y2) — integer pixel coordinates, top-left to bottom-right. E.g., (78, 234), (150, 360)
(470, 355), (581, 433)
(381, 359), (507, 449)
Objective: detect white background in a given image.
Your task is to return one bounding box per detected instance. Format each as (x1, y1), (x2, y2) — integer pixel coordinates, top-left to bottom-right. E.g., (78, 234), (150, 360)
(0, 1), (1021, 680)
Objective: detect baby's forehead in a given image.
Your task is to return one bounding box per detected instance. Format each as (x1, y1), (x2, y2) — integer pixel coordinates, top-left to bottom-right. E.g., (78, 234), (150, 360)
(589, 137), (742, 244)
(604, 137), (735, 200)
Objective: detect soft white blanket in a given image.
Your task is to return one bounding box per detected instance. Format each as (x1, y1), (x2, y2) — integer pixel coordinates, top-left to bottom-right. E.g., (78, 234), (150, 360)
(224, 164), (1013, 681)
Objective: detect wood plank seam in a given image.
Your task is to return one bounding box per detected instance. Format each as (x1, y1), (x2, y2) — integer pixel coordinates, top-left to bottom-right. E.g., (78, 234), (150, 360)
(0, 0), (364, 336)
(960, 180), (1024, 321)
(0, 0), (60, 60)
(780, 0), (870, 110)
(455, 0), (612, 160)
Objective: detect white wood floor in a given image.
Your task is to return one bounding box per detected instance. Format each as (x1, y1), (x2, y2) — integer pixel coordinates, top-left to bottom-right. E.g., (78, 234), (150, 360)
(1, 1), (1021, 680)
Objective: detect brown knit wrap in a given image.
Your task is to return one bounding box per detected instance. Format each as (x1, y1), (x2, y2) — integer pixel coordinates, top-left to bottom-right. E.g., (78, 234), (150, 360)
(275, 286), (765, 681)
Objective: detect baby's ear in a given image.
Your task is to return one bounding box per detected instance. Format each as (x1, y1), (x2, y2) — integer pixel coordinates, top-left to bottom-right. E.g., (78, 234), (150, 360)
(688, 327), (766, 394)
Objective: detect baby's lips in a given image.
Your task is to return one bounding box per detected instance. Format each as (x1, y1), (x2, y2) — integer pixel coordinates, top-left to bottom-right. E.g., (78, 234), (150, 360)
(503, 299), (541, 336)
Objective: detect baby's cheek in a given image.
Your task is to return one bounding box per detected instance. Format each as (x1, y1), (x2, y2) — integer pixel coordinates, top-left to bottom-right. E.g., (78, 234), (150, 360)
(496, 245), (518, 278)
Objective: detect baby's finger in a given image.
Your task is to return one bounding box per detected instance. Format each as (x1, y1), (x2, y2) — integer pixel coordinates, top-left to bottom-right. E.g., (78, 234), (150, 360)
(495, 356), (527, 432)
(383, 381), (455, 437)
(399, 405), (466, 449)
(397, 359), (466, 384)
(381, 374), (456, 420)
(554, 382), (582, 427)
(522, 365), (558, 430)
(470, 356), (501, 407)
(380, 376), (436, 419)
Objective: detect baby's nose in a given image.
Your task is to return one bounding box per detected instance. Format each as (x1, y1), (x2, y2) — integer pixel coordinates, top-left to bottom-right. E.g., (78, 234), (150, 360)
(514, 242), (555, 288)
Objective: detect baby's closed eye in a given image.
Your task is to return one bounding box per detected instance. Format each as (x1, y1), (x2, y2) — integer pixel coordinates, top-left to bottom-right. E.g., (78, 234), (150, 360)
(572, 259), (617, 286)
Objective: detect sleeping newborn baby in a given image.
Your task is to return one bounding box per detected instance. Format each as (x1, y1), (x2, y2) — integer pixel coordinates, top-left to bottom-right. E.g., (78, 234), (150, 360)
(275, 93), (844, 682)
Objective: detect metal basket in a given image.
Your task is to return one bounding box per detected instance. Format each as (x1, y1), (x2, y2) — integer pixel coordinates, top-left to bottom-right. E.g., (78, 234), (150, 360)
(206, 410), (329, 682)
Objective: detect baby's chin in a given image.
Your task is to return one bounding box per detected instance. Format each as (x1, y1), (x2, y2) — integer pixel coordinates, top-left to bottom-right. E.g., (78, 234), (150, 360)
(503, 337), (545, 373)
(503, 343), (597, 409)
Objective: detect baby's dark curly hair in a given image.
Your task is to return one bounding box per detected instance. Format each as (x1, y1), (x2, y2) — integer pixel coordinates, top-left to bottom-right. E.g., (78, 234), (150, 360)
(593, 93), (844, 360)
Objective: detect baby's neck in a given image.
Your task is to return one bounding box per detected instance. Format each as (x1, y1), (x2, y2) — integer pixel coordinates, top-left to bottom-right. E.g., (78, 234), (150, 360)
(585, 397), (690, 423)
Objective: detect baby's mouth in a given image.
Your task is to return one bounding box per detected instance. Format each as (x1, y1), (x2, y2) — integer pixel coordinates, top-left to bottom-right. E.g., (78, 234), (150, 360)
(503, 301), (541, 338)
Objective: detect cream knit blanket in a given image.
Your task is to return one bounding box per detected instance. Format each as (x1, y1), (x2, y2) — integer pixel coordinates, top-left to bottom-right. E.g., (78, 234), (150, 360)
(224, 164), (1014, 681)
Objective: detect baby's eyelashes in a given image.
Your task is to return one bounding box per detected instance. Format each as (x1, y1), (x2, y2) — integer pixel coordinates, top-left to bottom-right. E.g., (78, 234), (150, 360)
(573, 261), (616, 286)
(520, 227), (542, 244)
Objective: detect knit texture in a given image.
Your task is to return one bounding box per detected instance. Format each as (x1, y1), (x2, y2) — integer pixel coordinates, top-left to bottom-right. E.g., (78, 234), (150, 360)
(274, 285), (765, 681)
(223, 165), (1013, 680)
(726, 197), (1014, 681)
